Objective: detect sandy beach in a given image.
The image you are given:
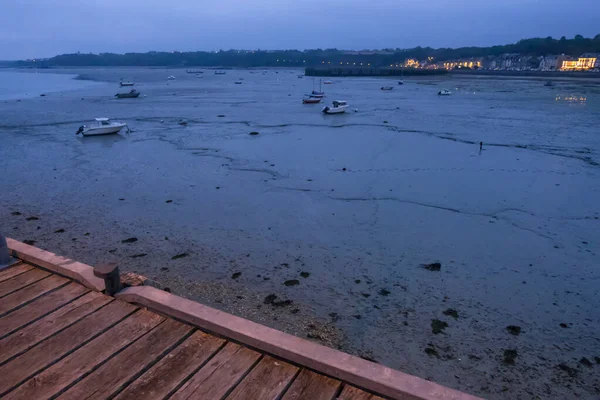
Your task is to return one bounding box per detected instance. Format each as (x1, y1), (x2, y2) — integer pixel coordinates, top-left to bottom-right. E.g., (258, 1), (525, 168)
(1, 67), (599, 399)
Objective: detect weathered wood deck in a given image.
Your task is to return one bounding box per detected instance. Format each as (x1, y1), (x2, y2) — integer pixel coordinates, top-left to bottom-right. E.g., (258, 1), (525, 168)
(0, 239), (481, 400)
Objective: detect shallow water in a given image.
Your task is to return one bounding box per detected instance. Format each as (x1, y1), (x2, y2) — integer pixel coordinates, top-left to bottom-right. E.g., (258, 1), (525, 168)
(1, 68), (599, 398)
(0, 70), (103, 100)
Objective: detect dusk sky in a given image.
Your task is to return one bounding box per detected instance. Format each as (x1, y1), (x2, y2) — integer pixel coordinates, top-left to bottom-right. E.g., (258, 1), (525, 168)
(2, 0), (599, 60)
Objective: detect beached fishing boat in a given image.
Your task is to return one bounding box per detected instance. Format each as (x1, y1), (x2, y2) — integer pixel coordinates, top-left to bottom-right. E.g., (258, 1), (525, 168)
(167, 75), (176, 80)
(214, 71), (227, 75)
(76, 118), (128, 136)
(323, 80), (333, 84)
(398, 80), (404, 85)
(302, 96), (322, 104)
(234, 81), (243, 84)
(186, 69), (203, 74)
(438, 89), (451, 96)
(115, 89), (140, 99)
(381, 86), (394, 91)
(119, 81), (134, 87)
(322, 100), (348, 114)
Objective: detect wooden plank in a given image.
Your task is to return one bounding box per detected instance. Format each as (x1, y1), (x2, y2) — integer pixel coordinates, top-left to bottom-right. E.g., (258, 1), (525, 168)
(0, 300), (136, 396)
(114, 331), (225, 400)
(282, 369), (342, 400)
(0, 263), (32, 283)
(172, 342), (261, 400)
(0, 275), (68, 316)
(0, 282), (89, 338)
(58, 318), (193, 400)
(227, 355), (299, 400)
(0, 291), (111, 364)
(0, 268), (51, 298)
(5, 309), (164, 400)
(339, 385), (385, 400)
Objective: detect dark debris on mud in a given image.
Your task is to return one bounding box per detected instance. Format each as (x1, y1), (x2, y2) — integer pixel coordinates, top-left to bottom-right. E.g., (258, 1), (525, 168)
(423, 262), (441, 271)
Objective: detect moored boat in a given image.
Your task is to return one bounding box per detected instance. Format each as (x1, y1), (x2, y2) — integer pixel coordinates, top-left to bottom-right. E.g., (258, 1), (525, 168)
(119, 81), (134, 87)
(438, 89), (451, 96)
(167, 75), (176, 80)
(323, 80), (333, 84)
(214, 71), (227, 75)
(76, 118), (128, 136)
(302, 96), (322, 104)
(115, 89), (140, 99)
(322, 100), (348, 114)
(381, 86), (394, 91)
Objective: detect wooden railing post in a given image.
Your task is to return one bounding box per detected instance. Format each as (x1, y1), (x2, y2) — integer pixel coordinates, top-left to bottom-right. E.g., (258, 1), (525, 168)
(94, 263), (122, 296)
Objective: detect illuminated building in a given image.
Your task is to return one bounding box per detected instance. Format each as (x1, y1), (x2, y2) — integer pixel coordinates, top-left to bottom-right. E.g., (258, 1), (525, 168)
(442, 60), (482, 70)
(560, 57), (597, 71)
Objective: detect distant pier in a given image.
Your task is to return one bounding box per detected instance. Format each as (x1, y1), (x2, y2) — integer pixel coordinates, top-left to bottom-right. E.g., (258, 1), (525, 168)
(305, 66), (449, 77)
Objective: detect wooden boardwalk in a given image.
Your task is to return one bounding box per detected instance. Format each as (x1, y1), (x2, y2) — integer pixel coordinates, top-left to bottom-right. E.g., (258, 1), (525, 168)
(0, 239), (480, 400)
(0, 262), (384, 400)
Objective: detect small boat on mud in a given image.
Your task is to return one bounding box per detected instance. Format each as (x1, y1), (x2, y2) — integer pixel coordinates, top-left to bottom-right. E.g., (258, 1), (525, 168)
(167, 75), (176, 80)
(186, 69), (203, 74)
(322, 100), (348, 114)
(76, 118), (128, 136)
(119, 81), (134, 87)
(302, 96), (322, 104)
(234, 81), (243, 84)
(323, 80), (333, 84)
(381, 86), (394, 91)
(398, 80), (404, 85)
(115, 89), (140, 99)
(214, 71), (227, 75)
(438, 89), (451, 96)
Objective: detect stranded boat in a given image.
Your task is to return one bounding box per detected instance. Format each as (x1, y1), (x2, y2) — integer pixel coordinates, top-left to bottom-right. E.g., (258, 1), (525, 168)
(76, 118), (128, 136)
(115, 89), (140, 99)
(322, 100), (348, 114)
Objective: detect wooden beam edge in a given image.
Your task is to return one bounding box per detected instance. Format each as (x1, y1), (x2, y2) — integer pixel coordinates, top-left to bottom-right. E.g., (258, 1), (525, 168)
(115, 286), (482, 400)
(6, 238), (105, 292)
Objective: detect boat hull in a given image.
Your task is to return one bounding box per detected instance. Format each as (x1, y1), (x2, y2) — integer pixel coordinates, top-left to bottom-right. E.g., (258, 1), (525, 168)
(322, 106), (348, 114)
(115, 93), (140, 98)
(81, 125), (126, 136)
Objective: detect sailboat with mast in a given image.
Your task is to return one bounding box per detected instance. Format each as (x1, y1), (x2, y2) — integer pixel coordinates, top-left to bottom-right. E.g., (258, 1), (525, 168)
(310, 78), (325, 98)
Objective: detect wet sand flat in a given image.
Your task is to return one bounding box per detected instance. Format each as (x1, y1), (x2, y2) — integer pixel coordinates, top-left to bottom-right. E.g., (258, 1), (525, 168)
(1, 68), (599, 399)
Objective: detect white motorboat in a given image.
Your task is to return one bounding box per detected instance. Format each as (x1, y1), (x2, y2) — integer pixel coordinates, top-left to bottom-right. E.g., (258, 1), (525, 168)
(438, 89), (451, 96)
(322, 100), (348, 114)
(167, 75), (176, 80)
(76, 118), (128, 136)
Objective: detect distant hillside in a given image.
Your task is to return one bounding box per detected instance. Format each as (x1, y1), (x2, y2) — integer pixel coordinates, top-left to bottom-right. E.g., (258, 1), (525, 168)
(12, 35), (600, 68)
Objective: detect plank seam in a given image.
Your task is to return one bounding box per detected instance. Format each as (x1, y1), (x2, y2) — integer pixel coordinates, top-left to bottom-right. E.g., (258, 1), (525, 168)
(0, 262), (27, 283)
(0, 278), (71, 318)
(162, 338), (229, 400)
(105, 328), (197, 400)
(48, 310), (159, 400)
(0, 298), (117, 368)
(0, 307), (139, 398)
(220, 354), (265, 400)
(0, 270), (52, 299)
(277, 366), (302, 400)
(0, 285), (91, 340)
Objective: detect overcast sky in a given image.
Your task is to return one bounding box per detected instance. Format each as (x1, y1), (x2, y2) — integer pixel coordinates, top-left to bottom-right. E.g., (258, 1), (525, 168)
(1, 0), (599, 60)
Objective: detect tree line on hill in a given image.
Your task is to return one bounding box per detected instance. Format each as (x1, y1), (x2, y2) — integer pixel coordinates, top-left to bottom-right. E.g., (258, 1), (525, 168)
(12, 35), (600, 68)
